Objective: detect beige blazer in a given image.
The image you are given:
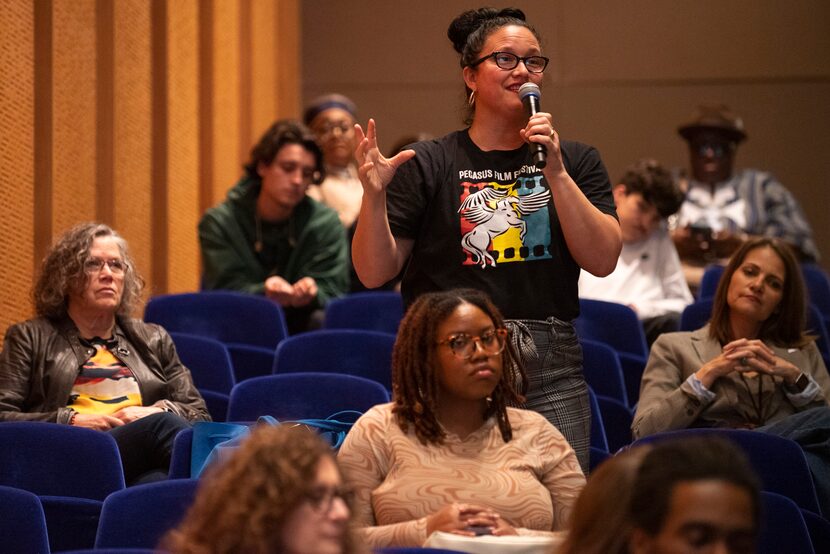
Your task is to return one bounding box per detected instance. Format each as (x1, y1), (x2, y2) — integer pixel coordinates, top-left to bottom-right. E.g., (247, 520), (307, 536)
(632, 325), (830, 439)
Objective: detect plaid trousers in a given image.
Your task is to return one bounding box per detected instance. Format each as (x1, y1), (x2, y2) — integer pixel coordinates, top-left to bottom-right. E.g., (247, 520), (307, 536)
(506, 317), (590, 474)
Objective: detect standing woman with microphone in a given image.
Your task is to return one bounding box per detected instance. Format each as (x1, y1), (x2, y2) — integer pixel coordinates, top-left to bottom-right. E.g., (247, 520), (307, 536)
(352, 7), (621, 472)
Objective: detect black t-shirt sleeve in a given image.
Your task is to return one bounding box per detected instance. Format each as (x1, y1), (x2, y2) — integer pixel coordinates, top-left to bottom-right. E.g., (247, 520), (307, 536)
(387, 138), (449, 239)
(561, 140), (618, 220)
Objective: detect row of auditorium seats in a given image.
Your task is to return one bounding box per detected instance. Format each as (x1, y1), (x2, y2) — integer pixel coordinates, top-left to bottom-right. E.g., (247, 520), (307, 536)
(2, 423), (826, 553)
(145, 261), (830, 406)
(145, 289), (404, 345)
(0, 478), (467, 553)
(170, 330), (395, 421)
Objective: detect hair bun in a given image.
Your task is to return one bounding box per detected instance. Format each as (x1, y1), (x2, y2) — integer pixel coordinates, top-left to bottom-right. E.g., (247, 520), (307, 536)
(496, 8), (526, 21)
(447, 7), (527, 54)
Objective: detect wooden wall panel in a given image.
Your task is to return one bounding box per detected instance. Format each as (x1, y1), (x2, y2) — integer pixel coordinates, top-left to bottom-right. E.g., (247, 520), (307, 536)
(166, 0), (201, 293)
(1, 0), (302, 343)
(0, 0), (36, 332)
(52, 0), (97, 234)
(275, 0), (300, 118)
(113, 0), (153, 300)
(559, 0), (830, 83)
(302, 0), (830, 266)
(249, 0), (278, 143)
(209, 0), (242, 205)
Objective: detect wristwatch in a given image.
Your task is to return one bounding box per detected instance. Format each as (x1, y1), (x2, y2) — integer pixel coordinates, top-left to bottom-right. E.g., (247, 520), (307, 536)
(785, 372), (809, 393)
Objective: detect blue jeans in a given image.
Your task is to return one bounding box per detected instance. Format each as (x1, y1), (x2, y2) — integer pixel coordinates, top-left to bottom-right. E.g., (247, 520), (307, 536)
(108, 411), (191, 485)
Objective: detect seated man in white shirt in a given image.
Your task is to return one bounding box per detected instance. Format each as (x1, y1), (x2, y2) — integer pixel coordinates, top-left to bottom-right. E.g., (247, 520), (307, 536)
(579, 159), (693, 346)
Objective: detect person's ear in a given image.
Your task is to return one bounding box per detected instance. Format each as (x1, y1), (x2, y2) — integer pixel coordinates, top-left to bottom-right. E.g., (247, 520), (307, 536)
(256, 161), (268, 178)
(612, 184), (628, 202)
(462, 66), (477, 92)
(628, 527), (653, 554)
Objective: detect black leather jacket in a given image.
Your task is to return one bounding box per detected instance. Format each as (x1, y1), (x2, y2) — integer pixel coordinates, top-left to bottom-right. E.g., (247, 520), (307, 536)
(0, 315), (210, 424)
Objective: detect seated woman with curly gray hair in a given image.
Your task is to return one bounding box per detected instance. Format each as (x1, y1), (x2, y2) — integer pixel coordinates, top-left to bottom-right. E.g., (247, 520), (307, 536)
(0, 222), (209, 484)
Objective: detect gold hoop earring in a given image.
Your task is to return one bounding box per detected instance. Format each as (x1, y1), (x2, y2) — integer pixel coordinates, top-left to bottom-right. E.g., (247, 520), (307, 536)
(468, 90), (476, 106)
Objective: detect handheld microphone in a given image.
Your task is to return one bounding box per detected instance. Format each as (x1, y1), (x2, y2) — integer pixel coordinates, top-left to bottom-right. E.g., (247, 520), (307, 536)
(518, 82), (546, 168)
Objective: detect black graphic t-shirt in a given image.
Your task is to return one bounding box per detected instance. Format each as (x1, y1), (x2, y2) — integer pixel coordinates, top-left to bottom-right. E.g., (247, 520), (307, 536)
(387, 130), (617, 321)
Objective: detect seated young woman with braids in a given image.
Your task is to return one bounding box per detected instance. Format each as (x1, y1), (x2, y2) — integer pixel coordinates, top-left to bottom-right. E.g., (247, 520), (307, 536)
(337, 288), (585, 548)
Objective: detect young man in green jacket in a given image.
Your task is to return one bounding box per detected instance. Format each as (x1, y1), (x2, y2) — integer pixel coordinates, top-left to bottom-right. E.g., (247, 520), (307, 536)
(199, 120), (349, 334)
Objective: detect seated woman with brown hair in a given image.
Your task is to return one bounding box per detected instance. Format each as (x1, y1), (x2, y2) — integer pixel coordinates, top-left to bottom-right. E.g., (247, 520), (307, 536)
(633, 236), (830, 514)
(337, 288), (585, 548)
(0, 222), (209, 484)
(163, 424), (364, 554)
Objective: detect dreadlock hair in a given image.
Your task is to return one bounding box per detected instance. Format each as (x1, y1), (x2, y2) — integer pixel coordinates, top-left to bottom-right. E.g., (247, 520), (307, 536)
(391, 288), (527, 446)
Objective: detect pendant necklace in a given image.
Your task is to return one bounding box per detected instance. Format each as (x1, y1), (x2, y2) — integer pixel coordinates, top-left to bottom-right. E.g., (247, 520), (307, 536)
(254, 215), (263, 253)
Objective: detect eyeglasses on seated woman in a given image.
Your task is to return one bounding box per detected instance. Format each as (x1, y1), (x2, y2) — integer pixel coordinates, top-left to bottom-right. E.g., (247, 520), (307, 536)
(163, 424), (365, 554)
(0, 222), (209, 485)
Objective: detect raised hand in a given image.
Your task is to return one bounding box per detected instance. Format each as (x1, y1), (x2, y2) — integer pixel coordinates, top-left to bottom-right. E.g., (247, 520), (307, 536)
(354, 119), (416, 196)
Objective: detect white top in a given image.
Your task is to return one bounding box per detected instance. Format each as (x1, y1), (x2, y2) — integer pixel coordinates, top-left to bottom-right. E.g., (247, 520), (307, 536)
(578, 227), (693, 320)
(307, 164), (363, 228)
(679, 179), (748, 232)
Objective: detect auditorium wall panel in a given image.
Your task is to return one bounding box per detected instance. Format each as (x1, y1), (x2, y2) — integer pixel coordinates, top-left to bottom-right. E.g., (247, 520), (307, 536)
(302, 0), (830, 266)
(52, 0), (97, 234)
(0, 0), (300, 345)
(0, 0), (35, 337)
(164, 0), (201, 295)
(112, 0), (153, 293)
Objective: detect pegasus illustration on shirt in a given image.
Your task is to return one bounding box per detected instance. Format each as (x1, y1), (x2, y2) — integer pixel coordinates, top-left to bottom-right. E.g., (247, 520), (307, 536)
(458, 184), (551, 268)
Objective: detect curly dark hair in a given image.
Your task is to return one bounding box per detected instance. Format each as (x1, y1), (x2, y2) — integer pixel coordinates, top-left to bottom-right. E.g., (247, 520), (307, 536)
(447, 7), (542, 125)
(33, 222), (144, 319)
(629, 436), (760, 538)
(709, 237), (810, 347)
(618, 158), (684, 219)
(243, 119), (325, 184)
(392, 288), (527, 445)
(162, 425), (361, 554)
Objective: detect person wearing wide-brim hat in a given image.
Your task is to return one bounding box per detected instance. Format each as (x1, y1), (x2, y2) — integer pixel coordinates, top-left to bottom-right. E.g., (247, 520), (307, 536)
(677, 104), (747, 145)
(671, 103), (819, 271)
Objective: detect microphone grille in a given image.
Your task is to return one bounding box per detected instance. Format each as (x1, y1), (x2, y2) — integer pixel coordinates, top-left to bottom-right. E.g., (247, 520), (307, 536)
(518, 82), (541, 100)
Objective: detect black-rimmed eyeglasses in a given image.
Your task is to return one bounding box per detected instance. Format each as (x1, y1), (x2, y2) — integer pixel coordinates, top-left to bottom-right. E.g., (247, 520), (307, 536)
(304, 485), (354, 514)
(468, 51), (549, 74)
